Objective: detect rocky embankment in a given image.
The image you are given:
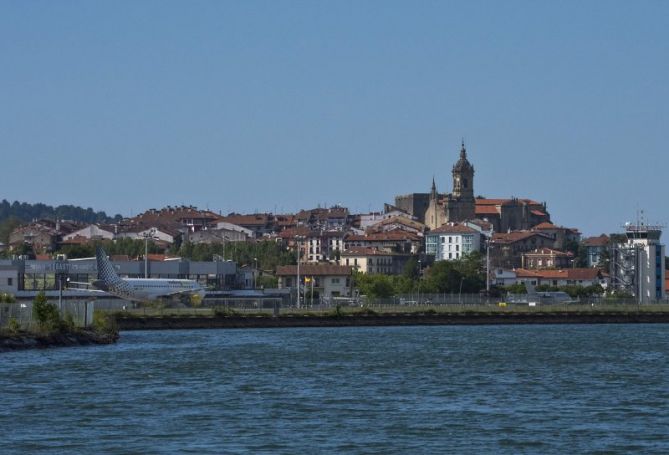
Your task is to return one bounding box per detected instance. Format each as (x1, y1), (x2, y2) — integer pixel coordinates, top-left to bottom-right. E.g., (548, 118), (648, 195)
(0, 329), (119, 353)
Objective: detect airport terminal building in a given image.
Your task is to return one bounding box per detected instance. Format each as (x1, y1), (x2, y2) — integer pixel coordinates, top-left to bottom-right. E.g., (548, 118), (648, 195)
(0, 256), (238, 295)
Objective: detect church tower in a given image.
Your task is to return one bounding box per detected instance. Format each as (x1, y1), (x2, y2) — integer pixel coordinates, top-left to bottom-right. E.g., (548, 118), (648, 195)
(444, 141), (476, 222)
(452, 141), (474, 199)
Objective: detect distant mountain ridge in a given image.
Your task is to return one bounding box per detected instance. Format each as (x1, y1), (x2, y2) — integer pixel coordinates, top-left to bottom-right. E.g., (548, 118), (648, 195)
(0, 199), (122, 225)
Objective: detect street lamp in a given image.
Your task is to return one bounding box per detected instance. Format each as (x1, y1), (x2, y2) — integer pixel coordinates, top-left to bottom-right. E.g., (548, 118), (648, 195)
(417, 259), (422, 304)
(253, 257), (258, 290)
(459, 276), (465, 304)
(295, 235), (304, 308)
(142, 228), (157, 278)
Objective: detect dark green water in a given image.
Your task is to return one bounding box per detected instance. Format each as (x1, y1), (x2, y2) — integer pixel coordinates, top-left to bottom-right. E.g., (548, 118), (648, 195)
(1, 325), (669, 454)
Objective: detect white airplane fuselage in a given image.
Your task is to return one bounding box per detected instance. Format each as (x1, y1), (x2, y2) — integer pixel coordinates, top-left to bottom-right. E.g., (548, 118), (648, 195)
(116, 278), (206, 302)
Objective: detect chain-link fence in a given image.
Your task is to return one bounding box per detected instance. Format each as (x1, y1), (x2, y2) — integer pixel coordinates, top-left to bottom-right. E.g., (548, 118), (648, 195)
(0, 301), (95, 330)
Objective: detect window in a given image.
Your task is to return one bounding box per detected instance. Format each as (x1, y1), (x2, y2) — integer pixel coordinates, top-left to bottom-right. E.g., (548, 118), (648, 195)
(332, 278), (340, 284)
(7, 278), (12, 286)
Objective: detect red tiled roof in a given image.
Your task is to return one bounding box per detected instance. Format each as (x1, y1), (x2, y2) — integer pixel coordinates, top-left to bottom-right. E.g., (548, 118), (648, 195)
(346, 230), (421, 242)
(219, 214), (270, 226)
(583, 235), (609, 247)
(430, 223), (478, 234)
(475, 206), (500, 215)
(278, 227), (312, 239)
(492, 231), (552, 244)
(515, 268), (604, 280)
(276, 264), (352, 276)
(533, 222), (558, 230)
(531, 210), (547, 217)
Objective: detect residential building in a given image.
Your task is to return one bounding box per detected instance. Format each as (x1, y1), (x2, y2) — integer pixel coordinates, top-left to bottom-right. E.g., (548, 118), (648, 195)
(62, 224), (116, 242)
(276, 264), (353, 299)
(339, 247), (412, 275)
(521, 248), (573, 270)
(425, 223), (481, 261)
(218, 213), (274, 237)
(582, 234), (609, 267)
(345, 229), (422, 254)
(531, 222), (581, 250)
(489, 231), (555, 269)
(514, 268), (608, 288)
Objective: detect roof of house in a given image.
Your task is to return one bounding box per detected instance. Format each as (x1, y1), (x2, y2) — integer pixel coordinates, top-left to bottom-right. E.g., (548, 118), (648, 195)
(515, 268), (605, 280)
(429, 223), (478, 235)
(341, 247), (404, 257)
(277, 226), (313, 240)
(522, 248), (573, 257)
(276, 264), (353, 276)
(219, 213), (271, 226)
(346, 229), (422, 242)
(583, 235), (609, 247)
(492, 231), (553, 244)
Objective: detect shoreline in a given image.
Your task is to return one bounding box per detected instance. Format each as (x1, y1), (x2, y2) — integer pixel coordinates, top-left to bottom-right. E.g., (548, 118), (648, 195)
(115, 312), (669, 330)
(0, 329), (119, 353)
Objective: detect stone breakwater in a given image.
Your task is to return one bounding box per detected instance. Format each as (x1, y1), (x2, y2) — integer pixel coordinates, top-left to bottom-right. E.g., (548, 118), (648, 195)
(0, 330), (119, 353)
(115, 311), (669, 331)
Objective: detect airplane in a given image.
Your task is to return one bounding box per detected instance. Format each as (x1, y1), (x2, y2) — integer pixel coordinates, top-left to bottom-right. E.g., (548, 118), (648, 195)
(72, 247), (207, 304)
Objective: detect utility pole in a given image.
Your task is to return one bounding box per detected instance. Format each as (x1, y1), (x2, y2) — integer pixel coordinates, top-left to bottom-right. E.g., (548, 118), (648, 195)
(295, 236), (302, 308)
(143, 228), (156, 279)
(486, 238), (491, 293)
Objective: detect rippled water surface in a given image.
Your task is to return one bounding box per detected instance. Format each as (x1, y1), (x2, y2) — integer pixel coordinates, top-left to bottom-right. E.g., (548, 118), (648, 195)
(2, 325), (669, 454)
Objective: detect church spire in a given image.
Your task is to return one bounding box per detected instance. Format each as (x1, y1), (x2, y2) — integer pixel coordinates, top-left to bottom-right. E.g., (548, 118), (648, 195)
(430, 176), (437, 199)
(460, 140), (467, 159)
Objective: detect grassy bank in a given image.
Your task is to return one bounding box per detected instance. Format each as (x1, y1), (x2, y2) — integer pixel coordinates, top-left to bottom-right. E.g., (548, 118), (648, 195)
(0, 311), (119, 352)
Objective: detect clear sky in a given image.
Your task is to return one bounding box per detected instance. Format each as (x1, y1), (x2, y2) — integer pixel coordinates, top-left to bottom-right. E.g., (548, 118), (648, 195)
(1, 1), (667, 236)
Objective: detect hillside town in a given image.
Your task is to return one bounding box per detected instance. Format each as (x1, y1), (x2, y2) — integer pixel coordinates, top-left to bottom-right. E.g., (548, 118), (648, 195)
(0, 143), (666, 303)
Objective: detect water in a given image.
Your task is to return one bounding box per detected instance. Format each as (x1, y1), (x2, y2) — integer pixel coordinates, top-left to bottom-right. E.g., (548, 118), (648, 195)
(1, 325), (669, 454)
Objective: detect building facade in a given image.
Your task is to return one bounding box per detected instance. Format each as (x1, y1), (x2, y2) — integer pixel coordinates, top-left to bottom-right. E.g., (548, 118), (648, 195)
(609, 224), (666, 301)
(425, 223), (481, 261)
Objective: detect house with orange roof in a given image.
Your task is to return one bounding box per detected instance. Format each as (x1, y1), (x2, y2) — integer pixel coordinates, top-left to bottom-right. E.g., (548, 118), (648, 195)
(276, 264), (353, 299)
(514, 268), (608, 288)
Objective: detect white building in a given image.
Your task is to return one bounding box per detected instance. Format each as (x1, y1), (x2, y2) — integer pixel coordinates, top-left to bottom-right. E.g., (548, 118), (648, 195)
(610, 224), (666, 302)
(425, 223), (481, 261)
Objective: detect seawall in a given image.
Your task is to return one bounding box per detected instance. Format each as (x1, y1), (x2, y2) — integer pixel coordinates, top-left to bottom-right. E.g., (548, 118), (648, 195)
(116, 312), (669, 330)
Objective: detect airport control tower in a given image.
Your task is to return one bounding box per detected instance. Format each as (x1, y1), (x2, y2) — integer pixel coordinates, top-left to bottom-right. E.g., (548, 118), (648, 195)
(610, 221), (666, 302)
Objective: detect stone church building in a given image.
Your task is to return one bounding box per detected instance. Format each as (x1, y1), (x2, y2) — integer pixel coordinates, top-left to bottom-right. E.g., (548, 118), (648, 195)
(394, 143), (551, 232)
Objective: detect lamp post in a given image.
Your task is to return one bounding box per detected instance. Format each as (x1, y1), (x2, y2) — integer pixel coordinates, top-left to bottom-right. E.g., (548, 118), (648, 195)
(143, 228), (157, 279)
(459, 276), (465, 304)
(417, 259), (422, 304)
(295, 235), (303, 308)
(253, 257), (258, 290)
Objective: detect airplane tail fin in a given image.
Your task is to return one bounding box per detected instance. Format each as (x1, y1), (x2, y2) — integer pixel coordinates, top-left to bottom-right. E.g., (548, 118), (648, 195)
(96, 246), (122, 286)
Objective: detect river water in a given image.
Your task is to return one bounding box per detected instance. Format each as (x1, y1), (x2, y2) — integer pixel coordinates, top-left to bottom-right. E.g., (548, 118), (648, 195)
(1, 325), (669, 454)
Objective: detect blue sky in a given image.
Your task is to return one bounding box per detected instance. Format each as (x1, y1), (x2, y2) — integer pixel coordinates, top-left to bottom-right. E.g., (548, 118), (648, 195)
(1, 1), (667, 235)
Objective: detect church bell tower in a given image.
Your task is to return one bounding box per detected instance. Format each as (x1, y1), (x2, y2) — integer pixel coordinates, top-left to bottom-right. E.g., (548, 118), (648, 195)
(452, 141), (474, 200)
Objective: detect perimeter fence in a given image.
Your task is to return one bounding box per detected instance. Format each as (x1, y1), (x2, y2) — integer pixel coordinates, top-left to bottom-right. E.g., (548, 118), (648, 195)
(0, 301), (94, 330)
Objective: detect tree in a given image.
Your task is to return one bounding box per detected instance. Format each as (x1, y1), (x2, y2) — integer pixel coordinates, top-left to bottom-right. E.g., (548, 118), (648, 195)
(32, 291), (61, 332)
